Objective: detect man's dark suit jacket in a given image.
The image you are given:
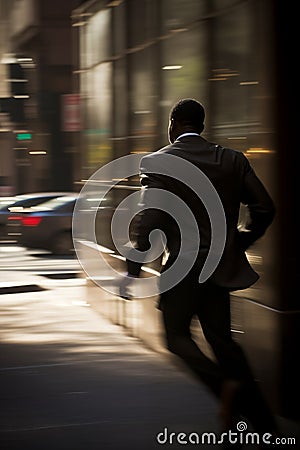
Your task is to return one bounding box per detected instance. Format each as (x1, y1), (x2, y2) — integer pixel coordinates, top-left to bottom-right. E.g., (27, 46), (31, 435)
(126, 135), (275, 291)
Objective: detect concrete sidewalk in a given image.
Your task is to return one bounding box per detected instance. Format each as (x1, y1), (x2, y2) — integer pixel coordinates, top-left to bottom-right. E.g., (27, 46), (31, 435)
(0, 274), (221, 450)
(0, 272), (299, 449)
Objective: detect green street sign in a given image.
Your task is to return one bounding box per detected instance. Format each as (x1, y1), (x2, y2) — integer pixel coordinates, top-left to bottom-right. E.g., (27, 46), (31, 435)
(16, 133), (32, 141)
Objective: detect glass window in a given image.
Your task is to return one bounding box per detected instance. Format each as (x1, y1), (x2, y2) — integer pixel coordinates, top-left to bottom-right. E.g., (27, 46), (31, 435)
(112, 1), (127, 56)
(84, 62), (113, 172)
(79, 23), (88, 70)
(113, 58), (128, 139)
(160, 27), (208, 142)
(210, 2), (274, 153)
(161, 0), (206, 33)
(209, 3), (258, 146)
(211, 0), (242, 10)
(85, 9), (111, 67)
(128, 47), (158, 153)
(128, 0), (158, 48)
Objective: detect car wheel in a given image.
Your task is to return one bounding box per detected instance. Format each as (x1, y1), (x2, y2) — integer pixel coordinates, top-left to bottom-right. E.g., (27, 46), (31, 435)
(51, 231), (73, 255)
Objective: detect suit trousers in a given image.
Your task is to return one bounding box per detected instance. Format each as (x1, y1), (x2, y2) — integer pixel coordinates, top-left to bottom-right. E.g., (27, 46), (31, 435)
(159, 274), (277, 433)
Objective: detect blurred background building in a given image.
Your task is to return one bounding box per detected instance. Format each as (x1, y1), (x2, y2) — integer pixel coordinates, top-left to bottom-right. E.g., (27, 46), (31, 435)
(0, 0), (297, 423)
(0, 0), (82, 194)
(72, 0), (276, 177)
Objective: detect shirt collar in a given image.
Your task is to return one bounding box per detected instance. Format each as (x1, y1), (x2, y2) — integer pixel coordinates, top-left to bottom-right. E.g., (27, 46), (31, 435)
(176, 132), (200, 140)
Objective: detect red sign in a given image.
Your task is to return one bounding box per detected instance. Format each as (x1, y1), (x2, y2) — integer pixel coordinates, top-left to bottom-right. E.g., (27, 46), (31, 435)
(62, 94), (82, 132)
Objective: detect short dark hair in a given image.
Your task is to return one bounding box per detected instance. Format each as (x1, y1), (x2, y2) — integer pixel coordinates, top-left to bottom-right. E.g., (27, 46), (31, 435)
(170, 98), (205, 132)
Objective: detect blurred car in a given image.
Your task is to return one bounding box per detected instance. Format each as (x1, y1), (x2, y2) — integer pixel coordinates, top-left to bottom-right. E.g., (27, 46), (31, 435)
(0, 192), (76, 241)
(0, 195), (26, 232)
(8, 194), (78, 255)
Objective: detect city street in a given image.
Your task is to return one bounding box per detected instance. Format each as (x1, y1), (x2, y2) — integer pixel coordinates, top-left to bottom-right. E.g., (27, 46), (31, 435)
(0, 244), (220, 450)
(0, 243), (82, 296)
(0, 244), (81, 281)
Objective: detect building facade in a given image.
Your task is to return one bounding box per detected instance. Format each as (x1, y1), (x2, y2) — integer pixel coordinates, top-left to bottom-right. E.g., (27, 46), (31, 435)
(0, 0), (82, 194)
(71, 0), (299, 421)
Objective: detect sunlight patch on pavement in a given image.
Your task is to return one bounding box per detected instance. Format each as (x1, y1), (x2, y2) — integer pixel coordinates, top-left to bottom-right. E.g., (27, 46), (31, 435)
(0, 245), (27, 253)
(71, 300), (90, 306)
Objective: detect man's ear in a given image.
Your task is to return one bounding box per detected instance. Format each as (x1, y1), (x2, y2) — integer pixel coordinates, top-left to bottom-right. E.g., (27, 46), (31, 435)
(168, 118), (176, 143)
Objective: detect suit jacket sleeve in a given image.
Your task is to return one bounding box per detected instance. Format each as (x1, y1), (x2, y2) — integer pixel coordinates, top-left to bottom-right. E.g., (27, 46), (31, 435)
(238, 152), (276, 250)
(126, 156), (168, 276)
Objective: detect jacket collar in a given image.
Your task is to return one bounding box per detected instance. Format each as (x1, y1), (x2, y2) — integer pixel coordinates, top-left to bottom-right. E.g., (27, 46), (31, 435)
(176, 132), (200, 140)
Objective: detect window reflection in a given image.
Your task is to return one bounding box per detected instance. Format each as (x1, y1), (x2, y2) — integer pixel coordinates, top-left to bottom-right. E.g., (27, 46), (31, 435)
(161, 27), (208, 140)
(129, 48), (157, 154)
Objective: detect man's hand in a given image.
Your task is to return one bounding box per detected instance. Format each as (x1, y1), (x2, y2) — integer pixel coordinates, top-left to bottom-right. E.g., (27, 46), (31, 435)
(119, 274), (136, 300)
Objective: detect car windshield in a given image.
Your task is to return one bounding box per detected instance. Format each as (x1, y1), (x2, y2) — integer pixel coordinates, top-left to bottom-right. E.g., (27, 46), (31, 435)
(30, 196), (77, 211)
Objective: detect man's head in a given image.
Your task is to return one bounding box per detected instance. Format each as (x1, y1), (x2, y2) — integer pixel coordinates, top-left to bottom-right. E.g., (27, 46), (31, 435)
(168, 98), (205, 143)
